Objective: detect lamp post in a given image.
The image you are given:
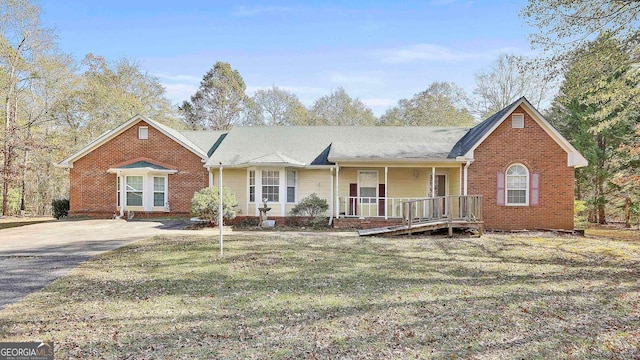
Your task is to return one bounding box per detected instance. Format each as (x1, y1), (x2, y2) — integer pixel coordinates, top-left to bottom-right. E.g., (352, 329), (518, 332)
(219, 163), (223, 256)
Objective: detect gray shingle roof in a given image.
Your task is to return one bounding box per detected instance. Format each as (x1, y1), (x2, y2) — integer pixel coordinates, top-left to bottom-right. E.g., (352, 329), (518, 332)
(205, 126), (470, 167)
(448, 97), (524, 158)
(179, 130), (228, 156)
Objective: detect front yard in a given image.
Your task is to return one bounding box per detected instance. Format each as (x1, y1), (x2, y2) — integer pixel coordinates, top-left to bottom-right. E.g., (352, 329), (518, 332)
(0, 231), (638, 359)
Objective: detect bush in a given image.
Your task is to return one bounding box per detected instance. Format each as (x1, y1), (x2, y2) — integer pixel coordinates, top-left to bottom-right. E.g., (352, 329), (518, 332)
(290, 193), (329, 217)
(574, 200), (588, 229)
(52, 199), (70, 219)
(310, 216), (330, 230)
(234, 217), (260, 228)
(191, 187), (238, 225)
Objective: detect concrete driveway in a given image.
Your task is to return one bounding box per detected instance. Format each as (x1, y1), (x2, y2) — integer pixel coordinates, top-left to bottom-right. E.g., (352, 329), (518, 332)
(0, 219), (202, 310)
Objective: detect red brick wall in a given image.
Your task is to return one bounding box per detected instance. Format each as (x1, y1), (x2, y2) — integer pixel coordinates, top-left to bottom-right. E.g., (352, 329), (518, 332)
(468, 106), (575, 230)
(69, 120), (208, 218)
(332, 217), (403, 230)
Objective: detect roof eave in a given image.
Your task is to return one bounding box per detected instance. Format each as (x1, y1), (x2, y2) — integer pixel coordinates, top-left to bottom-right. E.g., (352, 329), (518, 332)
(327, 157), (465, 163)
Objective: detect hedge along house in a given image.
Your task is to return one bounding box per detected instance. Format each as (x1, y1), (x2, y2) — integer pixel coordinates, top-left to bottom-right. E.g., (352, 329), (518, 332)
(58, 97), (587, 230)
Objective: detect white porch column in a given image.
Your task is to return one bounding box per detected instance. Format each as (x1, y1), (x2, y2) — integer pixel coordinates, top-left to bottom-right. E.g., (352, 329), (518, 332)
(463, 161), (470, 196)
(329, 168), (334, 224)
(280, 168), (286, 217)
(384, 166), (388, 220)
(459, 164), (463, 195)
(335, 164), (340, 218)
(255, 169), (262, 216)
(119, 171), (125, 218)
(431, 167), (436, 197)
(208, 169), (214, 188)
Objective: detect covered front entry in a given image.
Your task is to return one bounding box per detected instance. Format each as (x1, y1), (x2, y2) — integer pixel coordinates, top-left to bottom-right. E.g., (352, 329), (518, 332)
(335, 164), (463, 220)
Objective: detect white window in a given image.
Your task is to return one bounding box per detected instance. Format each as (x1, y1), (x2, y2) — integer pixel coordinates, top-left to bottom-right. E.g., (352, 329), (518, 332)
(512, 114), (524, 128)
(506, 164), (528, 205)
(286, 170), (297, 203)
(153, 176), (166, 207)
(125, 176), (144, 206)
(138, 126), (149, 139)
(249, 170), (256, 202)
(117, 176), (121, 207)
(262, 170), (279, 202)
(359, 171), (378, 204)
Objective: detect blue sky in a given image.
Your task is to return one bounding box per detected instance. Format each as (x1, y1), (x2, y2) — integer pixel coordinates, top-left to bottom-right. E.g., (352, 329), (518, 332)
(40, 0), (535, 115)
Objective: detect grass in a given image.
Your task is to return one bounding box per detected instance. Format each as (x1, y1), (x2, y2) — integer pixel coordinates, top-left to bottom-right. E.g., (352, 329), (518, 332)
(0, 231), (639, 359)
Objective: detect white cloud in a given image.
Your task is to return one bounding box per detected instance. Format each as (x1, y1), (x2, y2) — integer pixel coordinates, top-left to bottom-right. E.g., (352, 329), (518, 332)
(232, 6), (293, 17)
(380, 43), (521, 64)
(162, 83), (198, 105)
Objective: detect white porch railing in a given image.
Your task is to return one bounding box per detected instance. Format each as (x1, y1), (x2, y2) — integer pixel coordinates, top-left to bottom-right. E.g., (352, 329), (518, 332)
(337, 195), (483, 222)
(337, 196), (436, 218)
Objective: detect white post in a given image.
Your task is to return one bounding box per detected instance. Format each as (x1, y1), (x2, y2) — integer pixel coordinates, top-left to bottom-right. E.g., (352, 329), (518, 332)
(219, 164), (223, 257)
(208, 169), (214, 188)
(335, 165), (340, 218)
(384, 166), (388, 220)
(463, 161), (470, 196)
(119, 171), (125, 218)
(459, 164), (463, 195)
(329, 167), (334, 225)
(431, 167), (436, 197)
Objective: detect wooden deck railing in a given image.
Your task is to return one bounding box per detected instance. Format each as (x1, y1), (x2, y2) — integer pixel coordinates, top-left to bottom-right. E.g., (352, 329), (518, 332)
(402, 195), (483, 229)
(337, 196), (427, 218)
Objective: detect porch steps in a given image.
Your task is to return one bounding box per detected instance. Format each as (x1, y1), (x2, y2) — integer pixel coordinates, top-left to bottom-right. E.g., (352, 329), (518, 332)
(358, 220), (483, 237)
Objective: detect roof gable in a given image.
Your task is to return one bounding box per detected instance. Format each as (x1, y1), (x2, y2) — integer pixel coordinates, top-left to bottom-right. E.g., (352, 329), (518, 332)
(57, 115), (210, 168)
(449, 97), (588, 168)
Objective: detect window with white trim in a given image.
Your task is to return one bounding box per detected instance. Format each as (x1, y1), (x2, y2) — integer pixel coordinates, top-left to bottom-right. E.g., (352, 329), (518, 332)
(359, 171), (378, 204)
(117, 176), (121, 207)
(153, 176), (166, 207)
(125, 176), (144, 206)
(138, 126), (149, 139)
(506, 164), (528, 205)
(262, 170), (279, 202)
(512, 114), (524, 128)
(286, 170), (296, 203)
(249, 170), (256, 202)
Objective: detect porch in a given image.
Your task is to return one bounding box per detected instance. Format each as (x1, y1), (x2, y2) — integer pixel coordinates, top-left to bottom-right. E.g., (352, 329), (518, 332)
(334, 164), (467, 220)
(355, 195), (484, 237)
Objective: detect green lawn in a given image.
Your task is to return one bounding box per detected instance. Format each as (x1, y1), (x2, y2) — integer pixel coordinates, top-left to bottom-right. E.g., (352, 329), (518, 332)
(0, 232), (638, 359)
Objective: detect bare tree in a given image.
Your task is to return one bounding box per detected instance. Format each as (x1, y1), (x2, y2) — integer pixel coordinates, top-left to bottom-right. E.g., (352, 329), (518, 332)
(472, 54), (555, 118)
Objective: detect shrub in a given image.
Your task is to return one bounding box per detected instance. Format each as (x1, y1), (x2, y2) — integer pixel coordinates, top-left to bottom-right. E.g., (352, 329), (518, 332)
(234, 217), (261, 228)
(191, 187), (238, 225)
(52, 199), (70, 219)
(574, 200), (588, 229)
(310, 216), (330, 230)
(290, 193), (329, 217)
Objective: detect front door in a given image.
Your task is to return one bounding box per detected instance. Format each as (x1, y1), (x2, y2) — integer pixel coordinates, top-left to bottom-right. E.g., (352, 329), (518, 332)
(429, 174), (448, 215)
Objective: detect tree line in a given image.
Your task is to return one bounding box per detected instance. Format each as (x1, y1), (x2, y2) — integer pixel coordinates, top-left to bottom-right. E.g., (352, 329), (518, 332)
(178, 55), (551, 130)
(2, 0), (638, 225)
